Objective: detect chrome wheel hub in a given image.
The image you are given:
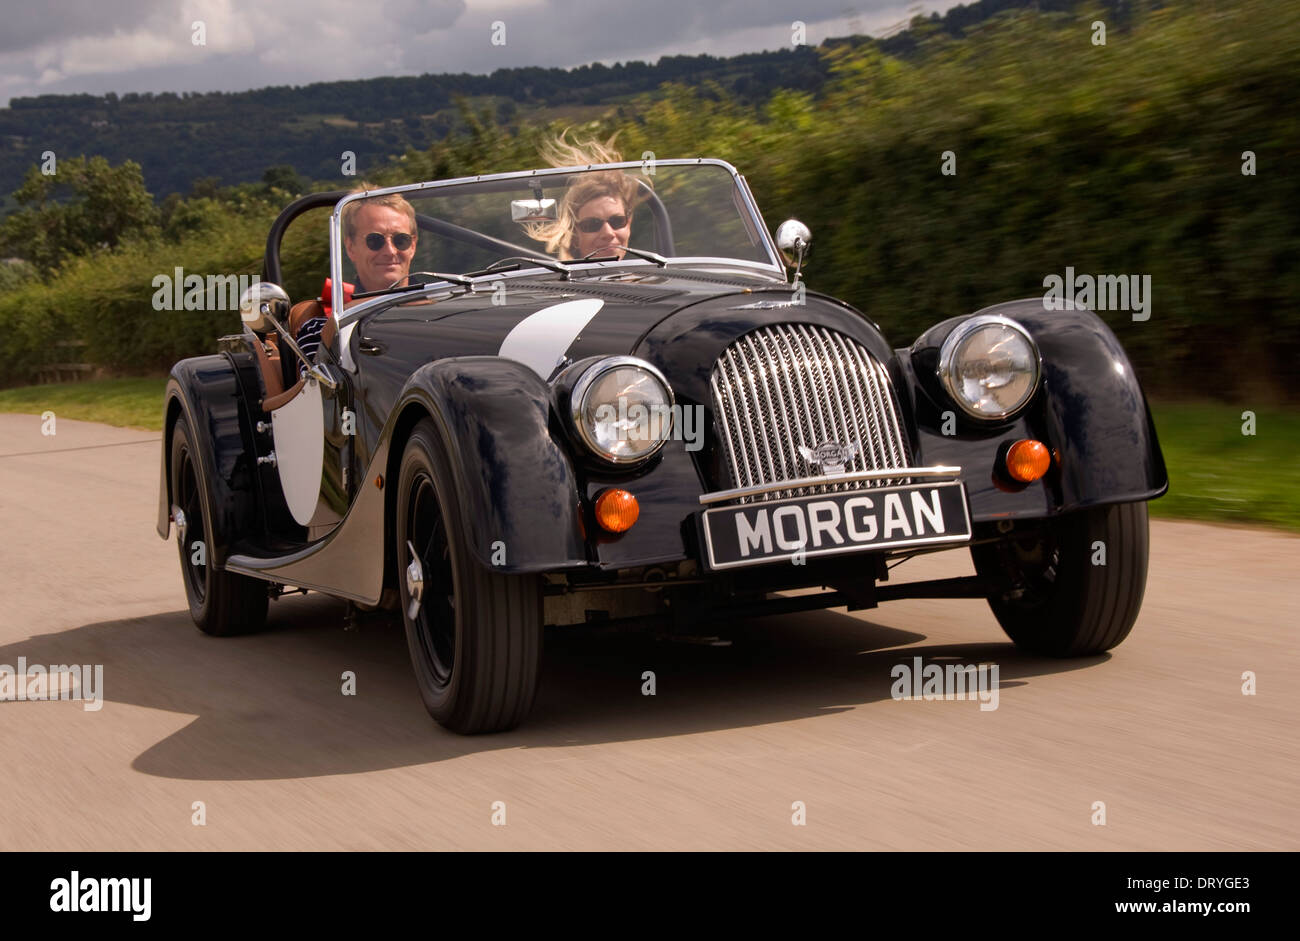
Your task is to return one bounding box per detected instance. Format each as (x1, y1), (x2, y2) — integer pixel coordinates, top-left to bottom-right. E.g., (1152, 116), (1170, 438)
(405, 540), (425, 619)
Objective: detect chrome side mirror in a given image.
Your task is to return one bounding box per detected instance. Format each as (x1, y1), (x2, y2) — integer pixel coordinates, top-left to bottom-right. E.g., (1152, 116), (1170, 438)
(775, 219), (812, 283)
(239, 282), (290, 335)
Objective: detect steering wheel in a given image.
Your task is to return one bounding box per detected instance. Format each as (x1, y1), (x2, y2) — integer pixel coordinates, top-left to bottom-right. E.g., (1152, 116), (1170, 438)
(579, 246), (627, 262)
(577, 244), (667, 266)
(385, 272), (430, 291)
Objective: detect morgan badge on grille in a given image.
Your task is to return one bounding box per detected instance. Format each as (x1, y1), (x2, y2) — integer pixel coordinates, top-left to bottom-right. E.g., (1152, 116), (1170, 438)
(797, 440), (859, 475)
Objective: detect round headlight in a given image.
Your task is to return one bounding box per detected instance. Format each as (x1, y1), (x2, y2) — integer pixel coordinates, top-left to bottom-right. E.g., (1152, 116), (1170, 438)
(938, 315), (1041, 420)
(571, 357), (675, 463)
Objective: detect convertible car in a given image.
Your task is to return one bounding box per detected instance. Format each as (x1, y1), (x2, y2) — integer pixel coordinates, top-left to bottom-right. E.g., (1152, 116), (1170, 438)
(156, 158), (1167, 733)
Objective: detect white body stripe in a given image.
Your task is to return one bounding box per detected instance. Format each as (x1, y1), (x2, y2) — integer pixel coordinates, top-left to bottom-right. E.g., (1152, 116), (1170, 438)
(498, 298), (605, 378)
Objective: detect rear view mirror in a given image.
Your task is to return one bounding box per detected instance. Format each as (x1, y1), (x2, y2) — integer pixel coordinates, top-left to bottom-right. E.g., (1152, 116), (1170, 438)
(511, 198), (557, 223)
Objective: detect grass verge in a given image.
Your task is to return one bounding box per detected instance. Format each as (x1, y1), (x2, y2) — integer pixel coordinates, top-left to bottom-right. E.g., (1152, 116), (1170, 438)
(1147, 400), (1300, 534)
(0, 377), (166, 431)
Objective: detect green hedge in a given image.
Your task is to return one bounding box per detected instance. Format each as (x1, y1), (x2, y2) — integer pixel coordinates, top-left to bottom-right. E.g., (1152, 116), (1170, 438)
(0, 205), (270, 382)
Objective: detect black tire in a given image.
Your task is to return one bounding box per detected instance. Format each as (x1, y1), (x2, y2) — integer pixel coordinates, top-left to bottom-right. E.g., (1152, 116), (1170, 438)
(170, 417), (269, 636)
(971, 501), (1149, 657)
(395, 418), (543, 734)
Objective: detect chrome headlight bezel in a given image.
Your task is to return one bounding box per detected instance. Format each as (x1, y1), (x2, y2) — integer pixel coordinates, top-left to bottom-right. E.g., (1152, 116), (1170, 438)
(570, 356), (675, 465)
(937, 314), (1042, 421)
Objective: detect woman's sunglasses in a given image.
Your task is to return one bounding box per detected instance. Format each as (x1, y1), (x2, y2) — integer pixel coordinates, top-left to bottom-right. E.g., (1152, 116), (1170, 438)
(363, 232), (414, 251)
(575, 214), (629, 234)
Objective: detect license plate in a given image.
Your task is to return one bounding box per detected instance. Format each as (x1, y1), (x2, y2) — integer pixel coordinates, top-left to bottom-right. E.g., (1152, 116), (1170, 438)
(700, 481), (971, 570)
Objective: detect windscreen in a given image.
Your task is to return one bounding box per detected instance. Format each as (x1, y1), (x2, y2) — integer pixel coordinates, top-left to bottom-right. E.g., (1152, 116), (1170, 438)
(332, 162), (775, 292)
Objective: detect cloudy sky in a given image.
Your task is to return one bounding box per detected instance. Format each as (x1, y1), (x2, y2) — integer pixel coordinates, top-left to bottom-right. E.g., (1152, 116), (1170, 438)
(0, 0), (962, 106)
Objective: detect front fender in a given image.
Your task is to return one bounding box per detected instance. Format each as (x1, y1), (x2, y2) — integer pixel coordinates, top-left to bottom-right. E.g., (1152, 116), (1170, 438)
(156, 354), (260, 567)
(387, 357), (587, 573)
(898, 299), (1168, 519)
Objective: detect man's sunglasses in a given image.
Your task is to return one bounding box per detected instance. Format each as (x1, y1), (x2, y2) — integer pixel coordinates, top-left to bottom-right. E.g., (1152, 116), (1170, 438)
(363, 232), (414, 251)
(575, 214), (629, 234)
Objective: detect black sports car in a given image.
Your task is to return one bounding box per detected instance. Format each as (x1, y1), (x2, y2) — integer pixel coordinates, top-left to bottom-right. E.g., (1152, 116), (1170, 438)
(157, 158), (1167, 733)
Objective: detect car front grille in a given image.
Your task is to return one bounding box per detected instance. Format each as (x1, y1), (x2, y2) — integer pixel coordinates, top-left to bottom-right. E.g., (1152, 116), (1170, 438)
(709, 324), (913, 502)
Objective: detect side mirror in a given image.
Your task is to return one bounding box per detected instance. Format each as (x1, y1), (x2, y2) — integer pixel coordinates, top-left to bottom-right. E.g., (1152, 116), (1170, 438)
(775, 219), (812, 282)
(239, 282), (291, 335)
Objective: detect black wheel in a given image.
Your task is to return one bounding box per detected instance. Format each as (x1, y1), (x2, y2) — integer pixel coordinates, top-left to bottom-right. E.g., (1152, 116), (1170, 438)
(170, 417), (268, 636)
(971, 501), (1149, 657)
(395, 418), (543, 734)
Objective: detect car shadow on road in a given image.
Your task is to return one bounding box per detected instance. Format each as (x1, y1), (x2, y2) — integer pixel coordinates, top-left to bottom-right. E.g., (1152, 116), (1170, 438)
(2, 593), (1108, 780)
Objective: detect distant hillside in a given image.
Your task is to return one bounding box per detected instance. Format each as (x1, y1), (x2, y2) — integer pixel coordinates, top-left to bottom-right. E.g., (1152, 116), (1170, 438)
(0, 49), (832, 199)
(0, 0), (1122, 199)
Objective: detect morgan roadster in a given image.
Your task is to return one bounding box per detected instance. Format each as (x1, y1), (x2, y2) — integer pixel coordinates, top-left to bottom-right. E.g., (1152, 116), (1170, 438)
(157, 158), (1167, 733)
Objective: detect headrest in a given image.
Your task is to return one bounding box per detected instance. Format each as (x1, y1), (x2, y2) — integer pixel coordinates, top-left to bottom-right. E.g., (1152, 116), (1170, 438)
(319, 278), (355, 317)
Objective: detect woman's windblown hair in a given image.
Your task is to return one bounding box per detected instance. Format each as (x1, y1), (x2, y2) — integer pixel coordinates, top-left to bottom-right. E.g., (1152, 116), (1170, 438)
(524, 129), (651, 259)
(536, 129), (625, 170)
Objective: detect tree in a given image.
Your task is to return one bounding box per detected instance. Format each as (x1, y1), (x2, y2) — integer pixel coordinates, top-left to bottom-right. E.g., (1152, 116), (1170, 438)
(0, 156), (158, 273)
(262, 164), (303, 195)
(189, 177), (222, 200)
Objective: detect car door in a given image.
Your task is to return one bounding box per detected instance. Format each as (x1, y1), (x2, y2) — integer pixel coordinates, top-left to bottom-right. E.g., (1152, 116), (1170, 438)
(266, 350), (353, 540)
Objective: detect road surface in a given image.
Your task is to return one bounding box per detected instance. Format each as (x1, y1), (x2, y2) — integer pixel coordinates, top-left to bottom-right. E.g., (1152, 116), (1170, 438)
(0, 414), (1295, 850)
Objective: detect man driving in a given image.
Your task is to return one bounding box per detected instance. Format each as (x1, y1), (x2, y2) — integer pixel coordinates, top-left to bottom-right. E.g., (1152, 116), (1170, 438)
(296, 185), (417, 361)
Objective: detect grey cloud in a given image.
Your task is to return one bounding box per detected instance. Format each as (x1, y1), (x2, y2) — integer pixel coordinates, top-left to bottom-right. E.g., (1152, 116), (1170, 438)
(382, 0), (467, 33)
(0, 0), (170, 54)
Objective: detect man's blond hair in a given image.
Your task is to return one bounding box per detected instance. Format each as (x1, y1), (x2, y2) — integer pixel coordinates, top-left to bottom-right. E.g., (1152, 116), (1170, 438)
(341, 182), (416, 240)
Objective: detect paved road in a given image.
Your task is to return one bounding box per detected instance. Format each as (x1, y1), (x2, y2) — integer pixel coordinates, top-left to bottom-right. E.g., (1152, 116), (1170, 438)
(0, 413), (1295, 850)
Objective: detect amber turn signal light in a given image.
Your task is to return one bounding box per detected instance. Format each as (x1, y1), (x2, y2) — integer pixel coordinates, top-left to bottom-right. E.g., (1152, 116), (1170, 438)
(1005, 439), (1051, 483)
(595, 488), (639, 533)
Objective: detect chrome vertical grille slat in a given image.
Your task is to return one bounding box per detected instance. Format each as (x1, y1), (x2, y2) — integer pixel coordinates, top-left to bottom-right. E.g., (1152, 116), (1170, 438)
(710, 355), (747, 490)
(741, 344), (772, 484)
(783, 327), (830, 494)
(847, 336), (904, 486)
(716, 347), (763, 489)
(774, 326), (820, 499)
(710, 325), (913, 502)
(743, 333), (790, 490)
(826, 329), (885, 476)
(764, 329), (802, 499)
(798, 324), (852, 493)
(866, 339), (912, 480)
(785, 327), (831, 463)
(816, 328), (863, 494)
(747, 332), (794, 492)
(761, 329), (795, 498)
